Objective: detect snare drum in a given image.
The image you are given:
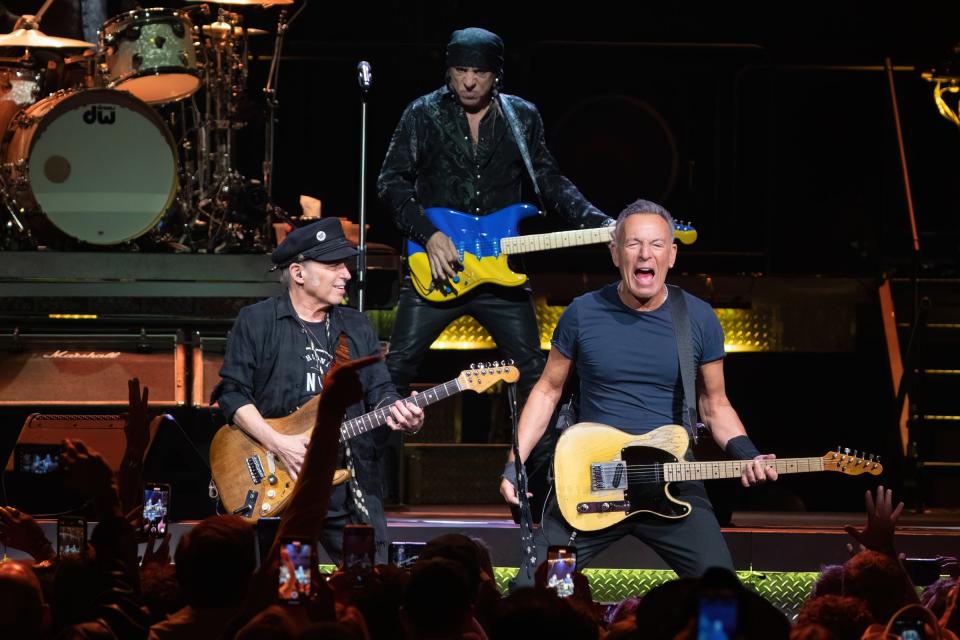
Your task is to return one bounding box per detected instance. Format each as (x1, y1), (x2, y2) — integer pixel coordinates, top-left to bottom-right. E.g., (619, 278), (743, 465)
(100, 8), (199, 104)
(2, 88), (179, 245)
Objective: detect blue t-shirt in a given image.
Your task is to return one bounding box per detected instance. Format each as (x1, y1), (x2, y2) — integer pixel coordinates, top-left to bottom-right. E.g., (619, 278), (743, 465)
(552, 282), (725, 435)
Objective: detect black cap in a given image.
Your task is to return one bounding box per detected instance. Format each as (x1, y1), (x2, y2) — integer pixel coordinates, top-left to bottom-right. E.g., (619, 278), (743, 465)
(270, 218), (357, 270)
(446, 27), (504, 74)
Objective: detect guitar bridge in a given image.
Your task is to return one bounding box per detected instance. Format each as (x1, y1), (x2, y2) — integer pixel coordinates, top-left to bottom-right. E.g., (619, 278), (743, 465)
(591, 462), (627, 491)
(246, 456), (265, 485)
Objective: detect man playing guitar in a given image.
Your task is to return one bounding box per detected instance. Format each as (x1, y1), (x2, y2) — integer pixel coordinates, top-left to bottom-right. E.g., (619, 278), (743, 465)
(377, 26), (613, 405)
(213, 218), (424, 563)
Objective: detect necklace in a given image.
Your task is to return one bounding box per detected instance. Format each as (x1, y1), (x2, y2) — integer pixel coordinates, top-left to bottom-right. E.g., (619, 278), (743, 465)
(618, 282), (668, 311)
(296, 313), (331, 360)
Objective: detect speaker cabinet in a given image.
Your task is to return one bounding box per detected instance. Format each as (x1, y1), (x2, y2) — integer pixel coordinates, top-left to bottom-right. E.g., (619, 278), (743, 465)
(404, 443), (509, 505)
(0, 332), (185, 406)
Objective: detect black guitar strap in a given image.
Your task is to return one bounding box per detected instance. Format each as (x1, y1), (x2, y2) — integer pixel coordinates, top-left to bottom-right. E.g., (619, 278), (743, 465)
(497, 92), (547, 216)
(667, 284), (702, 445)
(507, 381), (537, 581)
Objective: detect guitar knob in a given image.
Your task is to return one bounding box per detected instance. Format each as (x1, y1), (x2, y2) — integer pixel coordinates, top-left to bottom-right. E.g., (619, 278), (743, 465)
(260, 503), (272, 513)
(267, 489), (276, 498)
(452, 276), (460, 283)
(267, 475), (277, 485)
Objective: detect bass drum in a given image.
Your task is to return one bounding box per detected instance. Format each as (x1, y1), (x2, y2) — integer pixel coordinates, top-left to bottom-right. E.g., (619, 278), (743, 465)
(2, 88), (178, 246)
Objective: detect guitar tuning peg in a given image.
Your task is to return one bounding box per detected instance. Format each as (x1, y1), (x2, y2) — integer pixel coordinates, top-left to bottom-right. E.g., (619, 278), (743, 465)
(470, 362), (475, 369)
(843, 447), (850, 456)
(852, 449), (858, 460)
(868, 453), (875, 461)
(508, 358), (515, 365)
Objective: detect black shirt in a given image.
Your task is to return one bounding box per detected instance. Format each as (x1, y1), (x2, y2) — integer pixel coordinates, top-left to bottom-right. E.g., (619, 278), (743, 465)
(377, 85), (611, 246)
(212, 292), (400, 494)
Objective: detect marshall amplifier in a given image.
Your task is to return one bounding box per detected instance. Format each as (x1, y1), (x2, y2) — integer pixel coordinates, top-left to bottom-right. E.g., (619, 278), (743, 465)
(0, 332), (186, 406)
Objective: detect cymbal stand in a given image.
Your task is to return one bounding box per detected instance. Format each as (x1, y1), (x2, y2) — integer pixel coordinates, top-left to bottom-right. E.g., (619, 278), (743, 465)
(263, 0), (308, 206)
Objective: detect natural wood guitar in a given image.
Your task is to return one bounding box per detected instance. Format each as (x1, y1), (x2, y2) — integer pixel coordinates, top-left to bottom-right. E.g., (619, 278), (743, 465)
(553, 422), (883, 532)
(210, 363), (519, 522)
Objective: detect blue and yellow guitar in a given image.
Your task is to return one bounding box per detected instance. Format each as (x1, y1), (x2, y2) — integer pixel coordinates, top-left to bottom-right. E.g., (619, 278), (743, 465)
(407, 203), (698, 303)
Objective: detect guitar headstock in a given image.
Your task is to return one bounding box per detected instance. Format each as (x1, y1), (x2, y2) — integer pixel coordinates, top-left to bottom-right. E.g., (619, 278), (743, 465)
(457, 361), (520, 393)
(822, 447), (883, 476)
(673, 221), (698, 246)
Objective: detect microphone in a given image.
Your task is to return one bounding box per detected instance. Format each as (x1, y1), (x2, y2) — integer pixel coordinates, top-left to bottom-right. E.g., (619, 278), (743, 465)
(357, 60), (372, 93)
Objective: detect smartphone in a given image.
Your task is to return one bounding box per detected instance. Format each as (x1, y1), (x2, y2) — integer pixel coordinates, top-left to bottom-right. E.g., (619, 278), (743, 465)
(388, 541), (426, 568)
(891, 617), (927, 640)
(141, 482), (171, 537)
(341, 524), (375, 573)
(278, 536), (316, 603)
(14, 444), (62, 474)
(697, 595), (738, 640)
(57, 516), (87, 558)
(903, 557), (941, 587)
(546, 545), (576, 598)
(256, 516), (282, 568)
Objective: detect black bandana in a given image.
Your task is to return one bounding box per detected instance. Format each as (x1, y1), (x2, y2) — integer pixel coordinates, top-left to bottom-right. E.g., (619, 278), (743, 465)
(446, 27), (504, 75)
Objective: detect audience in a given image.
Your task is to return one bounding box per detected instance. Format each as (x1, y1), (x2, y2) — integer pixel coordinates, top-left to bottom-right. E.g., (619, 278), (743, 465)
(1, 379), (956, 640)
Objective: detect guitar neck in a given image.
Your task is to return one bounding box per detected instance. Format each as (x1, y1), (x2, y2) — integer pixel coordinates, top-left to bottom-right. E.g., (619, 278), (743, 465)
(663, 457), (825, 482)
(500, 227), (613, 256)
(338, 378), (461, 441)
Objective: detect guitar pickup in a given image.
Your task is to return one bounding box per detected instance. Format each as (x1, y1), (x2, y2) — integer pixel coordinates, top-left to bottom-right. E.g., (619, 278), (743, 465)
(591, 462), (627, 491)
(233, 489), (258, 517)
(246, 456), (266, 485)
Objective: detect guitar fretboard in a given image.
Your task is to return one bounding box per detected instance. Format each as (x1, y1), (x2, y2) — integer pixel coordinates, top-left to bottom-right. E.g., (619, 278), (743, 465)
(663, 457), (825, 482)
(500, 227), (613, 255)
(338, 378), (462, 441)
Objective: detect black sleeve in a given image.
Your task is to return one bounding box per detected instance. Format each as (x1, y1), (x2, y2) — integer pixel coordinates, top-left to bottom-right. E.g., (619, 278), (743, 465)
(212, 308), (259, 422)
(377, 102), (438, 245)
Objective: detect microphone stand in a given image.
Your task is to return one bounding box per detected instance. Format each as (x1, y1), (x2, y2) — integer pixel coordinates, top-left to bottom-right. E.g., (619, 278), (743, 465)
(356, 61), (372, 311)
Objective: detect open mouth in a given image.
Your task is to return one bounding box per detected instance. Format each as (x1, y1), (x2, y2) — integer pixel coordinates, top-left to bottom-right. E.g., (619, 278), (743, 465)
(634, 267), (656, 284)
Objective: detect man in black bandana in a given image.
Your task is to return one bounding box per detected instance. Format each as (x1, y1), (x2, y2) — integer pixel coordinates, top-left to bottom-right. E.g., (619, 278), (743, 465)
(378, 27), (612, 406)
(213, 218), (424, 562)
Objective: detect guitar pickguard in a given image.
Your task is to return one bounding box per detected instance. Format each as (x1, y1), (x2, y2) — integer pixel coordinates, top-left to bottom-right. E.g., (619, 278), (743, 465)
(621, 445), (690, 519)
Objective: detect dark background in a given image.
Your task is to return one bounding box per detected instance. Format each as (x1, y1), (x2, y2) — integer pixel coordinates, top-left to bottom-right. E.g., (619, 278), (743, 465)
(224, 0), (960, 277)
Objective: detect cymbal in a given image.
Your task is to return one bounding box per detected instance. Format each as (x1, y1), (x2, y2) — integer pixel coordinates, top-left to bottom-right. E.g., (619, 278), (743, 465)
(201, 22), (269, 37)
(188, 0), (293, 5)
(0, 28), (95, 49)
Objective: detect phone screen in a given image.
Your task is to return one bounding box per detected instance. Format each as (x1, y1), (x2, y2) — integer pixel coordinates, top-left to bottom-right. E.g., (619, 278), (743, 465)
(546, 545), (576, 598)
(697, 596), (738, 640)
(892, 618), (927, 640)
(342, 524), (375, 572)
(278, 538), (315, 603)
(15, 444), (62, 474)
(57, 517), (87, 557)
(142, 483), (171, 536)
(388, 541), (426, 568)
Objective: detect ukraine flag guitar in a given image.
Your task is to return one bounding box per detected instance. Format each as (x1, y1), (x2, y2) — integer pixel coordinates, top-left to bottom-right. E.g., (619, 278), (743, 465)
(407, 203), (697, 303)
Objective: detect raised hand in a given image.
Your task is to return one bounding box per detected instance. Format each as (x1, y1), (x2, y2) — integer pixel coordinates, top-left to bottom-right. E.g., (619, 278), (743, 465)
(0, 506), (55, 562)
(124, 378), (151, 461)
(843, 485), (904, 556)
(62, 439), (117, 510)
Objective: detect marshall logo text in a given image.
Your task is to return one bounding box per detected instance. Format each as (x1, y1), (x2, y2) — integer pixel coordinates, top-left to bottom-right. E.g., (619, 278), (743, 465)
(42, 350), (122, 359)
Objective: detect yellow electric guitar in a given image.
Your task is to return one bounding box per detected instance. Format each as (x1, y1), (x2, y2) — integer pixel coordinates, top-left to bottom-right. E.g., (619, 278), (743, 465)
(408, 203), (698, 302)
(210, 363), (519, 522)
(553, 422), (883, 532)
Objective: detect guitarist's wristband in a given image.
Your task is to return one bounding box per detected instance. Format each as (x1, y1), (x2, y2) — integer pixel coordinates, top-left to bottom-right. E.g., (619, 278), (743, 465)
(502, 460), (518, 487)
(725, 435), (762, 460)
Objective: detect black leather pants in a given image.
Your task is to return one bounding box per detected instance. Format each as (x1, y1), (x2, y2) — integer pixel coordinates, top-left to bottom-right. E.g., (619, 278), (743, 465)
(386, 282), (547, 398)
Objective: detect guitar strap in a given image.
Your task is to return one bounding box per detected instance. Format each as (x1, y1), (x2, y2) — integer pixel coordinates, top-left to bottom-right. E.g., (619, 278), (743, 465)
(507, 381), (538, 581)
(497, 92), (547, 216)
(667, 284), (703, 445)
(333, 327), (373, 525)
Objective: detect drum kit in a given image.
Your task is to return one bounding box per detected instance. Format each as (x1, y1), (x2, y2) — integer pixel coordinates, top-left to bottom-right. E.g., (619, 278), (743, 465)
(0, 0), (295, 251)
